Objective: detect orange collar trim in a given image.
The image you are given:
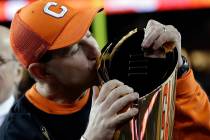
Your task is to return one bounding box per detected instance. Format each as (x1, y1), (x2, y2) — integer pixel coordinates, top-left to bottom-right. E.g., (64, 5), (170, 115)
(25, 85), (90, 115)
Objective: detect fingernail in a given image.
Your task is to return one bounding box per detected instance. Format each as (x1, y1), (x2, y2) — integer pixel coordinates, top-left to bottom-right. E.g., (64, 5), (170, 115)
(132, 108), (139, 115)
(125, 85), (133, 90)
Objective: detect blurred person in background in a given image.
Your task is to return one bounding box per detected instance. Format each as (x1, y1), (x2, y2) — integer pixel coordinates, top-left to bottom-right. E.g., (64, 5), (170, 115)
(0, 1), (209, 140)
(0, 25), (23, 126)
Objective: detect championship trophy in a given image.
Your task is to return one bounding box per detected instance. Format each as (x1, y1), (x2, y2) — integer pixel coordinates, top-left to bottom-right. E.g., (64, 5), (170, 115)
(97, 28), (178, 140)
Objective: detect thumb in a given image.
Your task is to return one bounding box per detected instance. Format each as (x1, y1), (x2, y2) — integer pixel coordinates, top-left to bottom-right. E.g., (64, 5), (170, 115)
(92, 86), (100, 105)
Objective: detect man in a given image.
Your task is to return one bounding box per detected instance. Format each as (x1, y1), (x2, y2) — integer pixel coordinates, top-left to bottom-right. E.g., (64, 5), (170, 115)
(0, 1), (209, 140)
(0, 25), (22, 126)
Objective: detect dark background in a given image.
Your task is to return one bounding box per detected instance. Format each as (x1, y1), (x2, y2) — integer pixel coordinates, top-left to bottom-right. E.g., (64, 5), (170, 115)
(106, 9), (210, 96)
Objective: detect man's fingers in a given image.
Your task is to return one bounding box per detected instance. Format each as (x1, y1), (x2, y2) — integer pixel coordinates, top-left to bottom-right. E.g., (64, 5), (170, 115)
(142, 19), (165, 48)
(152, 33), (169, 50)
(142, 26), (164, 48)
(111, 108), (139, 127)
(145, 19), (162, 30)
(107, 92), (139, 116)
(102, 85), (134, 108)
(142, 20), (181, 53)
(95, 80), (124, 104)
(152, 25), (180, 50)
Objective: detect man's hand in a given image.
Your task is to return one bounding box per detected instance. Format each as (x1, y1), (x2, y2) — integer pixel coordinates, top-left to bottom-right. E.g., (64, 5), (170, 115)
(83, 80), (139, 140)
(141, 19), (183, 67)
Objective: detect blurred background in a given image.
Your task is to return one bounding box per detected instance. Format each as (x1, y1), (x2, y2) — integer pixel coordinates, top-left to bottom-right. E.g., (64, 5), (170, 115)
(0, 0), (209, 96)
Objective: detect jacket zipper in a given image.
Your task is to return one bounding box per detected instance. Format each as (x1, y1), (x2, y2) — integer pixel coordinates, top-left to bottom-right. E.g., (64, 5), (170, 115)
(41, 126), (51, 140)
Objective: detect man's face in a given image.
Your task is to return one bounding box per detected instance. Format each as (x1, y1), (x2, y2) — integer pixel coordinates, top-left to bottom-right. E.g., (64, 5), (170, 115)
(46, 31), (101, 91)
(0, 46), (16, 102)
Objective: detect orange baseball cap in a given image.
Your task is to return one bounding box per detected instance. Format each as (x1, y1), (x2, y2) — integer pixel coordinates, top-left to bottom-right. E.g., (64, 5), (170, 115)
(10, 0), (103, 68)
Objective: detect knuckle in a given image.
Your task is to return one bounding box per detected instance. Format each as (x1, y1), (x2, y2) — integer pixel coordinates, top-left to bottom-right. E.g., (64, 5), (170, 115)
(109, 79), (124, 86)
(133, 92), (139, 98)
(114, 85), (133, 95)
(103, 80), (119, 91)
(148, 19), (157, 25)
(177, 32), (181, 40)
(110, 79), (120, 83)
(121, 85), (134, 92)
(167, 25), (174, 29)
(103, 80), (113, 87)
(105, 85), (114, 92)
(105, 92), (118, 102)
(167, 25), (181, 41)
(128, 93), (138, 101)
(111, 79), (122, 84)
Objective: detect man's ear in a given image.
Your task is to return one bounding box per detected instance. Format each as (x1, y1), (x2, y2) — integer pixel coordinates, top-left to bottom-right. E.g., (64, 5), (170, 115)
(28, 63), (50, 82)
(14, 63), (24, 84)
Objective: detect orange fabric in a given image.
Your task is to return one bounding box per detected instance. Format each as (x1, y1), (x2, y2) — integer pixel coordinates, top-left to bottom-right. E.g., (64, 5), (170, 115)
(20, 0), (72, 45)
(10, 0), (102, 68)
(25, 85), (90, 115)
(174, 69), (210, 140)
(19, 0), (101, 49)
(10, 14), (50, 68)
(51, 8), (99, 50)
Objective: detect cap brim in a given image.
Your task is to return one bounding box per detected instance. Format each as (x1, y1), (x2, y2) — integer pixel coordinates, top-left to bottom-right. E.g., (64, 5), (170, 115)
(49, 8), (99, 50)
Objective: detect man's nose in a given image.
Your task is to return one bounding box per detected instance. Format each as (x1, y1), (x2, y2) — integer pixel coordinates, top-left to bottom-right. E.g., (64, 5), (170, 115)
(86, 45), (101, 60)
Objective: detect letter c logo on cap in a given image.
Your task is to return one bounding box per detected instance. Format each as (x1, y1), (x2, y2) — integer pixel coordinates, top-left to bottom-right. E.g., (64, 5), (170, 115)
(44, 2), (68, 18)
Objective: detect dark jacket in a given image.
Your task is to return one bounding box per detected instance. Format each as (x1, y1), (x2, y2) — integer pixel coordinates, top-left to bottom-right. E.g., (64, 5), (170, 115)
(0, 95), (92, 140)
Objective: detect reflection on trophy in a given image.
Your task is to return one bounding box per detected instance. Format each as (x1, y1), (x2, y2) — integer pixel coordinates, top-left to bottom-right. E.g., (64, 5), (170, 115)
(97, 28), (178, 140)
